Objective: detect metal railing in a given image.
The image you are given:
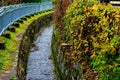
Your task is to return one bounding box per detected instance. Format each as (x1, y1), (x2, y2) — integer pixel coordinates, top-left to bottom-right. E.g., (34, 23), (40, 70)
(0, 2), (53, 35)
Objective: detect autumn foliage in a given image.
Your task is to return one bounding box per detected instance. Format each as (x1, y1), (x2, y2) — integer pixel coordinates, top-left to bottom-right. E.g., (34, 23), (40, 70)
(0, 0), (19, 6)
(54, 0), (120, 80)
(53, 0), (72, 40)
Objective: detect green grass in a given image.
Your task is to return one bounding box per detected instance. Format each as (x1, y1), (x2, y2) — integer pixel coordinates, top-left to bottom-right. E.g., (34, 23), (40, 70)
(11, 75), (17, 80)
(0, 10), (53, 71)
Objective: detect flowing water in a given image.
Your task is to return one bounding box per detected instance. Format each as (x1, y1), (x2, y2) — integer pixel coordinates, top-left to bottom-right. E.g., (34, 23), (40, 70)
(26, 26), (56, 80)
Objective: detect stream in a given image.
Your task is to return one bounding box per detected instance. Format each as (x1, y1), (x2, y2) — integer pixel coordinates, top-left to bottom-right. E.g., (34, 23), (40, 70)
(26, 26), (56, 80)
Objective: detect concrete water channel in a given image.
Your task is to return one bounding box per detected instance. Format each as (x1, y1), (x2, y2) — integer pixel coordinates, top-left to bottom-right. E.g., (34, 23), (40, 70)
(26, 26), (56, 80)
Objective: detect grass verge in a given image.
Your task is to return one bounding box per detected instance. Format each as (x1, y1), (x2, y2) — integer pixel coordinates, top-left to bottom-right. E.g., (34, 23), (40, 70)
(0, 10), (53, 71)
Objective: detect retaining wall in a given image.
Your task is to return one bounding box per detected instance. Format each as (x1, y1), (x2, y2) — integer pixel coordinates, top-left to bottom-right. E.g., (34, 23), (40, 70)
(17, 13), (52, 80)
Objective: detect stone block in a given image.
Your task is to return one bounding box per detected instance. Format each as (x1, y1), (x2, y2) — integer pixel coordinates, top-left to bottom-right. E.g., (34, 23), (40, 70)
(7, 27), (16, 32)
(2, 33), (11, 39)
(26, 15), (31, 18)
(12, 22), (20, 28)
(17, 20), (24, 23)
(0, 42), (6, 50)
(30, 14), (34, 17)
(21, 17), (27, 21)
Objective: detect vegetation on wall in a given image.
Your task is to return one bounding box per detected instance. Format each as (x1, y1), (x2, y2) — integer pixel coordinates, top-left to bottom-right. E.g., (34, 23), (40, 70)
(21, 0), (50, 3)
(53, 0), (72, 41)
(21, 0), (41, 3)
(0, 0), (19, 6)
(0, 0), (49, 6)
(17, 10), (53, 80)
(53, 0), (120, 80)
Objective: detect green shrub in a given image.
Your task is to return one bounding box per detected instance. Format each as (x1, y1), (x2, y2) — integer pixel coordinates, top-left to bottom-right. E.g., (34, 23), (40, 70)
(59, 0), (120, 79)
(0, 60), (3, 69)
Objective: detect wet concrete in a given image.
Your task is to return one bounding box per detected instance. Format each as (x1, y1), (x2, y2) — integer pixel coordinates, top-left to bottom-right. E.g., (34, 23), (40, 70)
(26, 26), (56, 80)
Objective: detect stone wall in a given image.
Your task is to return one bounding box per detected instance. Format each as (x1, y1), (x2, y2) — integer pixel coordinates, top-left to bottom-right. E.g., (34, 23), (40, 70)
(17, 13), (52, 80)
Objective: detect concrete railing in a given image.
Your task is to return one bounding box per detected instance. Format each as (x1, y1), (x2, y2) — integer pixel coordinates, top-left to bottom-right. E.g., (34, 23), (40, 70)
(0, 2), (53, 35)
(110, 1), (120, 6)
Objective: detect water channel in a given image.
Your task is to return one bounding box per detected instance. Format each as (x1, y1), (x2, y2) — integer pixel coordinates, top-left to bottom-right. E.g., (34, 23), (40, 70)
(26, 26), (56, 80)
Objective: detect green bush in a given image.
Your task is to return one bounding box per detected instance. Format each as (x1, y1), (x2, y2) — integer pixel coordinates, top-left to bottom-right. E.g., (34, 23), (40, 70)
(59, 0), (120, 79)
(0, 60), (3, 69)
